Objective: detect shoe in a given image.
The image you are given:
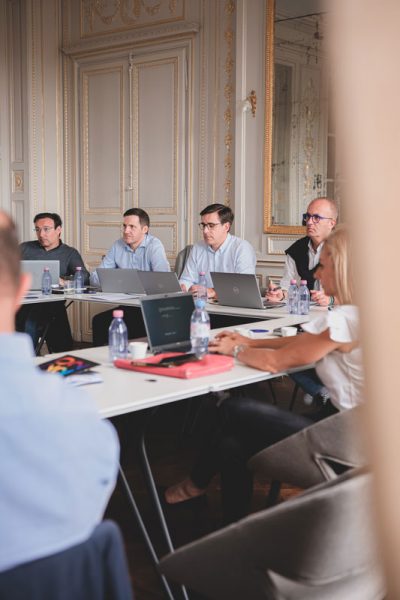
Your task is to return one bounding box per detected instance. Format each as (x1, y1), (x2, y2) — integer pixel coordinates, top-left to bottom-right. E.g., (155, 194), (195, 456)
(303, 393), (314, 406)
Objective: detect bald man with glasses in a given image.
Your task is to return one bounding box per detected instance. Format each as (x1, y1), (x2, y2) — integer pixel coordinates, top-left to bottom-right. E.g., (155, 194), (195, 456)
(179, 203), (256, 300)
(266, 197), (338, 307)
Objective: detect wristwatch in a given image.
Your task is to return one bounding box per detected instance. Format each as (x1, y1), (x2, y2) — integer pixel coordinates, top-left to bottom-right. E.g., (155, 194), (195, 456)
(233, 344), (246, 359)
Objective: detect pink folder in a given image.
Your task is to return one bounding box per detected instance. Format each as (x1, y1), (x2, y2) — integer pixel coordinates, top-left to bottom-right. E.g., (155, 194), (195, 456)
(114, 353), (234, 379)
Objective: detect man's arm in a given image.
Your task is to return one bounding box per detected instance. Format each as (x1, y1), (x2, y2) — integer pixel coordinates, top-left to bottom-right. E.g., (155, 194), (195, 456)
(266, 254), (298, 302)
(233, 240), (257, 274)
(65, 248), (90, 285)
(90, 245), (118, 286)
(148, 238), (170, 272)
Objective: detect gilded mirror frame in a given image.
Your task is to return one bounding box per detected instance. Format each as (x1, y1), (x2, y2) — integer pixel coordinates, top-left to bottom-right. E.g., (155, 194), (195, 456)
(263, 0), (306, 235)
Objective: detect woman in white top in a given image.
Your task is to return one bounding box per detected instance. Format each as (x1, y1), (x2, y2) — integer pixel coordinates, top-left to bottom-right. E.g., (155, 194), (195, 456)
(165, 226), (363, 522)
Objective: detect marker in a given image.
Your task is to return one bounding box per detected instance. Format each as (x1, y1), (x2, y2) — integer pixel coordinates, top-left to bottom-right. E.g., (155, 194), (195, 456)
(250, 328), (270, 333)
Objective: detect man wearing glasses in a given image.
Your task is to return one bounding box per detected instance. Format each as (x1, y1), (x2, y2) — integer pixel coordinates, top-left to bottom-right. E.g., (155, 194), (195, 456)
(16, 212), (89, 351)
(266, 197), (338, 306)
(179, 203), (256, 299)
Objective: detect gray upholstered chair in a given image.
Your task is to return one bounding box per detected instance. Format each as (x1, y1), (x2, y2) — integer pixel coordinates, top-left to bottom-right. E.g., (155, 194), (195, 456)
(248, 406), (366, 503)
(159, 468), (385, 599)
(174, 244), (193, 279)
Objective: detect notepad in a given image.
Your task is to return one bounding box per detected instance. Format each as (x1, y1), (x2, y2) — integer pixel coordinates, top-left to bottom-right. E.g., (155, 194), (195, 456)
(38, 354), (99, 377)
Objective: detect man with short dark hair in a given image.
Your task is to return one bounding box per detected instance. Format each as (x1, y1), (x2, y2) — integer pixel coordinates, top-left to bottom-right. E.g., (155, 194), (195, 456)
(91, 208), (170, 345)
(17, 212), (89, 352)
(0, 211), (119, 572)
(180, 203), (256, 299)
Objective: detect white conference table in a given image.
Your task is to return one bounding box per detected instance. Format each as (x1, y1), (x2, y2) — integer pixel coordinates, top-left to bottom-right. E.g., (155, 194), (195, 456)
(37, 320), (314, 600)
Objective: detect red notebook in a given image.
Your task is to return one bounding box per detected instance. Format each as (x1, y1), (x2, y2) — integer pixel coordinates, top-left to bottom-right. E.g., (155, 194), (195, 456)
(114, 353), (234, 379)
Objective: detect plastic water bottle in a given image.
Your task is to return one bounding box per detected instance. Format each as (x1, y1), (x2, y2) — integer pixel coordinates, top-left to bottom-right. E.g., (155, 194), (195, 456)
(41, 267), (52, 295)
(108, 310), (128, 362)
(287, 279), (298, 314)
(298, 280), (310, 315)
(190, 299), (210, 359)
(74, 266), (84, 293)
(197, 271), (208, 302)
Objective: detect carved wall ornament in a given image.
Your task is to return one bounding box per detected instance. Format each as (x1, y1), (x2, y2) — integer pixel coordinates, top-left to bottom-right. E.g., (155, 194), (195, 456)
(12, 170), (24, 193)
(81, 0), (184, 37)
(223, 0), (235, 206)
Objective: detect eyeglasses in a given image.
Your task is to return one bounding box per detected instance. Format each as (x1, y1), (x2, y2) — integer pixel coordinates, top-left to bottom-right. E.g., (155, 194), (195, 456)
(34, 226), (54, 234)
(302, 213), (334, 225)
(198, 222), (222, 231)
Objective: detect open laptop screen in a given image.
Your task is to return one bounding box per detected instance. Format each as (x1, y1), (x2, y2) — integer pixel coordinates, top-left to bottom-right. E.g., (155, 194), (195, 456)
(140, 292), (195, 354)
(21, 260), (60, 290)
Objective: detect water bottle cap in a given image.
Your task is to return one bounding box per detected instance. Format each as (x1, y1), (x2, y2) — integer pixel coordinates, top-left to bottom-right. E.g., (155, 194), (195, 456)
(300, 280), (307, 285)
(76, 266), (82, 271)
(199, 271), (206, 276)
(290, 279), (297, 284)
(44, 267), (49, 271)
(113, 310), (124, 318)
(195, 299), (206, 309)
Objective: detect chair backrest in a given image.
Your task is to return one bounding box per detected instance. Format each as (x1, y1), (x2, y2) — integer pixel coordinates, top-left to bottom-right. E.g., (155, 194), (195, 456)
(159, 469), (384, 600)
(248, 406), (366, 489)
(174, 245), (193, 278)
(0, 520), (133, 600)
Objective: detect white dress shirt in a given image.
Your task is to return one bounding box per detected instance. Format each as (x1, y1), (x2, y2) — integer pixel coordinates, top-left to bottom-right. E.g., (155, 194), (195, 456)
(179, 234), (256, 289)
(280, 239), (324, 291)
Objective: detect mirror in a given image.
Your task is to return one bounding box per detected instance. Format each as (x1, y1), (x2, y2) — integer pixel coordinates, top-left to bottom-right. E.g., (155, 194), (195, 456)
(264, 0), (337, 233)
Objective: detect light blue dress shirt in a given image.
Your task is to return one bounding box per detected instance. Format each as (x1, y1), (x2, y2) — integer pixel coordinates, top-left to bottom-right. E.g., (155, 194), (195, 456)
(91, 233), (170, 286)
(179, 234), (256, 289)
(0, 333), (119, 572)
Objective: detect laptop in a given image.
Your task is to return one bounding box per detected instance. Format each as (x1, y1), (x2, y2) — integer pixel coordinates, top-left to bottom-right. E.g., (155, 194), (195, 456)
(137, 271), (182, 295)
(21, 260), (60, 290)
(211, 272), (286, 310)
(140, 292), (195, 354)
(96, 268), (146, 295)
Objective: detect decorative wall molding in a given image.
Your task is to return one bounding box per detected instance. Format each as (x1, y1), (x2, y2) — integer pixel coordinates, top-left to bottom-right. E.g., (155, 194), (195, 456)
(81, 0), (185, 38)
(62, 19), (199, 55)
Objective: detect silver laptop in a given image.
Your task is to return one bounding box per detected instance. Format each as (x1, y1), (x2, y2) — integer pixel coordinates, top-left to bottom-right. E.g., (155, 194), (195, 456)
(137, 271), (182, 295)
(21, 260), (60, 290)
(140, 292), (195, 354)
(96, 268), (146, 295)
(211, 272), (286, 310)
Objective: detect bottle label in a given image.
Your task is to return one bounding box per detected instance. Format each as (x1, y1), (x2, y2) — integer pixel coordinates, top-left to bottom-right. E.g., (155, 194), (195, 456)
(191, 323), (210, 338)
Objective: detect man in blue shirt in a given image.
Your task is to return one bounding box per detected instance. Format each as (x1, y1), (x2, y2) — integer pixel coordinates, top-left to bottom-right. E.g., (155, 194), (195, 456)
(91, 207), (170, 345)
(179, 203), (257, 329)
(0, 212), (119, 572)
(179, 203), (256, 299)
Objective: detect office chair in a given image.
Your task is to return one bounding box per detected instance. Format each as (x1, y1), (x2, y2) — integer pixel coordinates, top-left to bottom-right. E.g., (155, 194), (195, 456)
(174, 245), (193, 279)
(0, 520), (134, 600)
(159, 468), (385, 599)
(248, 405), (366, 506)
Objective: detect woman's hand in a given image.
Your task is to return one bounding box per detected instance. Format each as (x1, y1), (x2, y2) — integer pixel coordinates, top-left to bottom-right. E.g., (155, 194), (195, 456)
(209, 331), (248, 355)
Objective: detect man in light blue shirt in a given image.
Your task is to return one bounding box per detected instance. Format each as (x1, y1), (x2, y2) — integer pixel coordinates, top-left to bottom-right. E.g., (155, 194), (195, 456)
(91, 207), (170, 345)
(0, 214), (119, 573)
(91, 207), (170, 286)
(180, 203), (256, 299)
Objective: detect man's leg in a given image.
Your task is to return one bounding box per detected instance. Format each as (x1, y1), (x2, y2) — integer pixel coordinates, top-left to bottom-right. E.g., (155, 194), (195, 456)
(92, 306), (147, 347)
(16, 304), (47, 350)
(45, 303), (73, 352)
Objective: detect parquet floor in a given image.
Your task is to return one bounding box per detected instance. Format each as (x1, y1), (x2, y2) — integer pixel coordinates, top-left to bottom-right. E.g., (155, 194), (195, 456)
(104, 376), (302, 600)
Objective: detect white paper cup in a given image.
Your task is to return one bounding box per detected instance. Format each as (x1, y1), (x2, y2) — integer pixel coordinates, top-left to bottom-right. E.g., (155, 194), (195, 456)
(281, 326), (297, 337)
(128, 341), (148, 359)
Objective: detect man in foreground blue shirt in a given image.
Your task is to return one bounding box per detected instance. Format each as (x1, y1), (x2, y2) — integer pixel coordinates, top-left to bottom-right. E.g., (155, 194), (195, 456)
(91, 207), (170, 345)
(0, 212), (119, 572)
(179, 203), (256, 299)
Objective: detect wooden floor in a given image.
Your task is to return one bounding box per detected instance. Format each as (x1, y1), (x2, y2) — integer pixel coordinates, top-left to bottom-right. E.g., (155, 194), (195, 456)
(104, 376), (302, 599)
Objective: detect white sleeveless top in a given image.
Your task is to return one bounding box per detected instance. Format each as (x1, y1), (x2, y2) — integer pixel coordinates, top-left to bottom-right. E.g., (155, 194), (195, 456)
(302, 305), (363, 411)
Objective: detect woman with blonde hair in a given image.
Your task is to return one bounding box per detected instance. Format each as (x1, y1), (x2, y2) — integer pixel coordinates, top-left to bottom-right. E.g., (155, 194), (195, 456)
(165, 226), (363, 522)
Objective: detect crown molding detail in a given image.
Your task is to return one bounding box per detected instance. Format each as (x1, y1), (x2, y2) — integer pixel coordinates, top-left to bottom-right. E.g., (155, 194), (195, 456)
(62, 20), (199, 56)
